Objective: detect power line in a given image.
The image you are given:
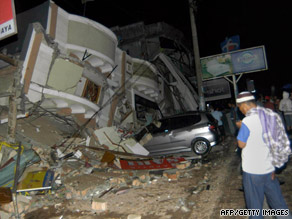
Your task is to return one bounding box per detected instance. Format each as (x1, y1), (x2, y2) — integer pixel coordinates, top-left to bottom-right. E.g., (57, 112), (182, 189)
(58, 53), (162, 153)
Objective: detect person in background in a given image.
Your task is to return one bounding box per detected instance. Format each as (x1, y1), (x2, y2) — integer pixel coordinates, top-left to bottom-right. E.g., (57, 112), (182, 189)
(236, 91), (291, 218)
(228, 101), (237, 135)
(210, 105), (225, 143)
(279, 91), (292, 131)
(264, 96), (275, 111)
(256, 94), (264, 107)
(273, 96), (282, 114)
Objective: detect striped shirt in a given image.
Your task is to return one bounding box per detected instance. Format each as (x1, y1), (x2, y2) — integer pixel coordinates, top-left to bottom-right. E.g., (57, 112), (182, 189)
(246, 106), (291, 168)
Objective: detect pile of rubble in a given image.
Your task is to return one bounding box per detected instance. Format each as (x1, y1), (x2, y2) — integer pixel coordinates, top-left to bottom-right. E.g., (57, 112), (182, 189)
(0, 112), (201, 218)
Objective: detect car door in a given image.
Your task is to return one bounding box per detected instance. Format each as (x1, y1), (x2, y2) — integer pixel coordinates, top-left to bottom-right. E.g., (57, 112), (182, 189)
(168, 115), (196, 150)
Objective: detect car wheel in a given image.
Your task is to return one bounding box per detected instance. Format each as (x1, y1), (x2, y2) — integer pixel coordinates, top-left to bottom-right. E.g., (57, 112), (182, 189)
(192, 138), (211, 156)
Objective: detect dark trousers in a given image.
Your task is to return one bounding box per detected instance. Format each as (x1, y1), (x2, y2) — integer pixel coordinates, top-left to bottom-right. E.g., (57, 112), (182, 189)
(243, 171), (292, 219)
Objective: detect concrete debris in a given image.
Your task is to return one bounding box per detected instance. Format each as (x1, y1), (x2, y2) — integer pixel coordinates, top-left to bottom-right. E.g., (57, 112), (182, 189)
(181, 205), (191, 212)
(190, 185), (205, 195)
(132, 178), (143, 187)
(0, 210), (10, 219)
(175, 161), (191, 170)
(109, 177), (126, 185)
(1, 199), (30, 214)
(91, 198), (107, 212)
(93, 127), (149, 156)
(127, 214), (142, 219)
(163, 170), (180, 181)
(193, 161), (202, 170)
(0, 109), (230, 218)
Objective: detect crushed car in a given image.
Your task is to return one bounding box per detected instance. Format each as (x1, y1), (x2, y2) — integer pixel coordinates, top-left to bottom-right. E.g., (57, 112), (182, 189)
(135, 111), (220, 157)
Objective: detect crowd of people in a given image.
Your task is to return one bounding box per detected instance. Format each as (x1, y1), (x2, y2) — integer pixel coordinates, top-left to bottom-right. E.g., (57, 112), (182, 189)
(209, 91), (292, 218)
(208, 90), (292, 138)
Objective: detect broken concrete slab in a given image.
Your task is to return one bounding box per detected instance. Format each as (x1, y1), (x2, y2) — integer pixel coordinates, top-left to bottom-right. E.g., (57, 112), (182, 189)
(91, 198), (107, 212)
(93, 127), (149, 156)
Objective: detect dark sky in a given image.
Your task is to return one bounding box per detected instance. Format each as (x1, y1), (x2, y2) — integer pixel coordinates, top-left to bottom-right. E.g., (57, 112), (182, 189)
(14, 0), (292, 97)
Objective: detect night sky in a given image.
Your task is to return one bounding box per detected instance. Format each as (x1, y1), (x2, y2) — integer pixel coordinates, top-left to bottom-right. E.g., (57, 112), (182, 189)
(14, 0), (292, 98)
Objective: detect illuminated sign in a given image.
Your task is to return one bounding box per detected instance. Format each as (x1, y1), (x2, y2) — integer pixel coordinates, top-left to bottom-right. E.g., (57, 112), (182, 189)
(0, 0), (17, 40)
(231, 47), (267, 73)
(201, 46), (268, 80)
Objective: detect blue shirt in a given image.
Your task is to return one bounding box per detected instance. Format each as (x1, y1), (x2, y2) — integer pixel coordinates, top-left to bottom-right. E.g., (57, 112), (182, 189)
(211, 110), (223, 126)
(237, 122), (250, 143)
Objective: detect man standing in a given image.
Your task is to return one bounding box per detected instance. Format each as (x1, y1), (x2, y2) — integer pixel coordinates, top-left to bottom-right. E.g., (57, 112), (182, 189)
(236, 91), (291, 218)
(279, 91), (292, 131)
(210, 105), (225, 143)
(264, 96), (275, 111)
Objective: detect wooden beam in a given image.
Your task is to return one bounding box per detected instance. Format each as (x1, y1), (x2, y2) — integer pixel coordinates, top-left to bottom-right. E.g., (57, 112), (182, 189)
(107, 52), (127, 126)
(23, 32), (43, 94)
(0, 54), (18, 66)
(49, 2), (58, 39)
(0, 65), (17, 76)
(107, 95), (118, 126)
(121, 52), (126, 94)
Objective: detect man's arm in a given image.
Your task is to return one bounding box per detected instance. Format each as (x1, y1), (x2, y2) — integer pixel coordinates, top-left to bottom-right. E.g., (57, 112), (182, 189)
(236, 121), (249, 149)
(236, 120), (242, 128)
(237, 140), (246, 149)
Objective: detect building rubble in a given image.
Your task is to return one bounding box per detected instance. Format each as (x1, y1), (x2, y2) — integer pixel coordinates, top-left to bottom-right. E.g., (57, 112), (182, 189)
(0, 1), (207, 218)
(0, 111), (206, 218)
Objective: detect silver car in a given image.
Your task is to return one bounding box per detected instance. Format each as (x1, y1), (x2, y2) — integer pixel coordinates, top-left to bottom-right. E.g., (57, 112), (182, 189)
(143, 112), (220, 156)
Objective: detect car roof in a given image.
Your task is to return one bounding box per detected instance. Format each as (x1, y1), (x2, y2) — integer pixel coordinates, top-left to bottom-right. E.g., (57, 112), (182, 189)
(161, 111), (206, 120)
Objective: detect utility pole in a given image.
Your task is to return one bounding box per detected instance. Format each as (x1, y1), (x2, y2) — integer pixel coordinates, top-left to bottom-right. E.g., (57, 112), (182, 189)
(188, 0), (205, 111)
(7, 60), (21, 144)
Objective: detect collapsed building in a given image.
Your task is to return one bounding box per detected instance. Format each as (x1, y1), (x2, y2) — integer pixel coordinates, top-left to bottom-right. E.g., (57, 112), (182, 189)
(111, 21), (199, 113)
(0, 1), (204, 217)
(0, 0), (199, 152)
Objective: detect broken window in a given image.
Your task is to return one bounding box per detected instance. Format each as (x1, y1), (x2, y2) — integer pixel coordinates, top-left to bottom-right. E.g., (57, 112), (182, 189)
(82, 79), (101, 103)
(134, 95), (161, 122)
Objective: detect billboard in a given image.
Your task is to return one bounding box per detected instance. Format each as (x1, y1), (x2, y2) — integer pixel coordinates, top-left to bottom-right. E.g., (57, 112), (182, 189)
(203, 78), (231, 101)
(201, 46), (268, 80)
(0, 0), (17, 40)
